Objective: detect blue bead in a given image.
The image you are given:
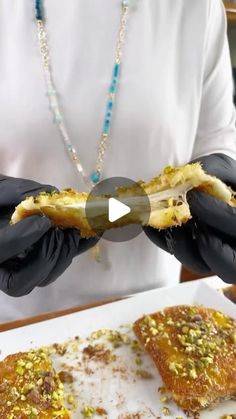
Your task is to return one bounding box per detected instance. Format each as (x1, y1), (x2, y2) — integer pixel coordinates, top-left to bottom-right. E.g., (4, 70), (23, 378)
(109, 82), (117, 94)
(35, 0), (41, 8)
(113, 63), (120, 78)
(35, 0), (43, 20)
(90, 171), (100, 184)
(107, 100), (113, 110)
(67, 144), (73, 152)
(103, 120), (110, 134)
(104, 119), (110, 128)
(36, 12), (42, 19)
(106, 111), (112, 118)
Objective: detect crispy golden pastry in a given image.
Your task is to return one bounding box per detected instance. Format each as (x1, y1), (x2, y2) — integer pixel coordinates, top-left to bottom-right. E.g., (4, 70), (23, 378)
(0, 349), (70, 418)
(133, 305), (236, 414)
(11, 163), (236, 237)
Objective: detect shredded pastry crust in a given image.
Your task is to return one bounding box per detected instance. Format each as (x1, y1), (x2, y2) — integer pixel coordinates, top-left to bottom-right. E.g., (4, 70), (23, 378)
(11, 163), (236, 237)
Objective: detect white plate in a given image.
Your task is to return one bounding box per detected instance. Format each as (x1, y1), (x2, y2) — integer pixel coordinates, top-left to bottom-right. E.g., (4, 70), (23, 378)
(0, 280), (236, 418)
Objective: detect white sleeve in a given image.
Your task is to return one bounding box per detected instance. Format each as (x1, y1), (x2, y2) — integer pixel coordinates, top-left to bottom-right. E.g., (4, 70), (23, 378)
(192, 0), (236, 160)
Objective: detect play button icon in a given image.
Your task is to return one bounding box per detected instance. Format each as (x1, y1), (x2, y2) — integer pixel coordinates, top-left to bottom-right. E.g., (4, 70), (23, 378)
(85, 176), (150, 242)
(108, 198), (131, 222)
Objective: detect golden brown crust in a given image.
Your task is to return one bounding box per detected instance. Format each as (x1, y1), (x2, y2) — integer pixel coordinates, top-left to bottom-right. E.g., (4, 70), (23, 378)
(133, 305), (236, 414)
(0, 349), (70, 418)
(10, 163), (236, 238)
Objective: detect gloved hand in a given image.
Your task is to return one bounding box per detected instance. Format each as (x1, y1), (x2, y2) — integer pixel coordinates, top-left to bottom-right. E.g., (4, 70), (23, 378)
(0, 175), (98, 297)
(144, 153), (236, 284)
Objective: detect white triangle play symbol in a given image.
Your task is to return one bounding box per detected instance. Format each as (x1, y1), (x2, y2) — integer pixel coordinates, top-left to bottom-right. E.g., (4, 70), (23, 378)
(108, 197), (131, 223)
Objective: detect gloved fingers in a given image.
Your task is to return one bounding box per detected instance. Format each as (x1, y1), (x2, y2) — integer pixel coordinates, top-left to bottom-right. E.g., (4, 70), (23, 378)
(188, 190), (236, 238)
(0, 259), (52, 297)
(170, 225), (211, 274)
(0, 215), (52, 264)
(196, 226), (236, 284)
(144, 224), (210, 273)
(38, 230), (99, 287)
(17, 181), (58, 200)
(0, 212), (12, 228)
(0, 228), (66, 296)
(0, 176), (58, 207)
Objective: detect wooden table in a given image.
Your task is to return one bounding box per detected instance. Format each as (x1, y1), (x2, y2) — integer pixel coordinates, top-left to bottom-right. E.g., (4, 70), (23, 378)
(0, 283), (235, 334)
(225, 1), (236, 25)
(0, 297), (121, 333)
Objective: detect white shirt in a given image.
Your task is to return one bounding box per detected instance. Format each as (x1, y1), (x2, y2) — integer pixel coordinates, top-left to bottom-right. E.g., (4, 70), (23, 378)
(0, 0), (235, 322)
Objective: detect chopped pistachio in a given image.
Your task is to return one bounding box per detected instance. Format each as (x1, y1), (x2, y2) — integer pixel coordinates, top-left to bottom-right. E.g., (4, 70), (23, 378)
(37, 378), (43, 386)
(201, 356), (214, 366)
(136, 369), (153, 379)
(16, 359), (25, 367)
(25, 361), (33, 370)
(164, 165), (173, 173)
(189, 368), (197, 379)
(15, 365), (25, 376)
(13, 407), (20, 412)
(160, 395), (169, 403)
(169, 361), (183, 375)
(135, 356), (143, 365)
(166, 318), (174, 326)
(81, 405), (95, 417)
(131, 339), (141, 352)
(23, 383), (35, 394)
(158, 386), (166, 394)
(162, 406), (170, 416)
(182, 326), (189, 334)
(150, 327), (158, 336)
(143, 316), (156, 327)
(67, 394), (75, 404)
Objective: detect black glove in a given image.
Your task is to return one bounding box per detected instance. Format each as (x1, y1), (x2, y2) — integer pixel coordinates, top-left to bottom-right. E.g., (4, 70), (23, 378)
(144, 154), (236, 284)
(0, 175), (98, 297)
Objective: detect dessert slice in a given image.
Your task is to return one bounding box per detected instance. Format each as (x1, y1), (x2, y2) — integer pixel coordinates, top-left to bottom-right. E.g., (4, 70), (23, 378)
(10, 162), (236, 238)
(133, 305), (236, 414)
(0, 349), (70, 418)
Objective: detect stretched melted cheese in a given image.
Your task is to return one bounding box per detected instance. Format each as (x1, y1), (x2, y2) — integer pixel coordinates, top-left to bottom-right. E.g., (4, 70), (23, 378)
(11, 163), (236, 238)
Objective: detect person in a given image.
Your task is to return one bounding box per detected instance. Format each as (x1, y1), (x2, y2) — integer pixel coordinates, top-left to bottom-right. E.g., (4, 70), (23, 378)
(0, 0), (236, 323)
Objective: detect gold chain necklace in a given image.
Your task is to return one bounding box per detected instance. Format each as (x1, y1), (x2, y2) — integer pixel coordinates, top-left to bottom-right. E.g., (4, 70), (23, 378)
(34, 0), (130, 190)
(34, 0), (131, 263)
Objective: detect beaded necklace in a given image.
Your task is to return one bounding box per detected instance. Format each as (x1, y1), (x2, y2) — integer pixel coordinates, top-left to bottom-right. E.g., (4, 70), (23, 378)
(34, 0), (130, 189)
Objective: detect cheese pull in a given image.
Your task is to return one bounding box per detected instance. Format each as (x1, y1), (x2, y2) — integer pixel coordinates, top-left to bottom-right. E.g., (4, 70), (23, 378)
(11, 163), (236, 238)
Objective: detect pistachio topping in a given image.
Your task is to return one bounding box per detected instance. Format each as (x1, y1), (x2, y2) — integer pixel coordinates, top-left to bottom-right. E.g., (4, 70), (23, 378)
(0, 349), (68, 417)
(81, 405), (95, 417)
(139, 305), (236, 380)
(162, 406), (171, 416)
